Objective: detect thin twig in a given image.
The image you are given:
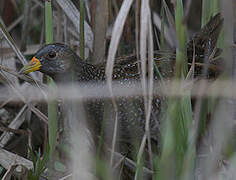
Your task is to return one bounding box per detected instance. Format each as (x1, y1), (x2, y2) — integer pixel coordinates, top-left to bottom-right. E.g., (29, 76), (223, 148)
(7, 3), (39, 32)
(0, 125), (29, 136)
(0, 21), (38, 80)
(0, 68), (48, 123)
(0, 105), (27, 147)
(135, 1), (154, 176)
(0, 148), (33, 170)
(182, 0), (193, 24)
(0, 64), (46, 89)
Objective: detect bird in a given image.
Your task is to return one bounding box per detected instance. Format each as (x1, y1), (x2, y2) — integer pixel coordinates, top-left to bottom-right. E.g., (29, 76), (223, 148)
(19, 13), (223, 153)
(19, 42), (162, 149)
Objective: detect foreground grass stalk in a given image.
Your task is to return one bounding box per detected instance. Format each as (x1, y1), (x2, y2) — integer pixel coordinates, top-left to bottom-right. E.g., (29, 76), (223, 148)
(45, 0), (58, 162)
(159, 0), (192, 179)
(174, 0), (192, 176)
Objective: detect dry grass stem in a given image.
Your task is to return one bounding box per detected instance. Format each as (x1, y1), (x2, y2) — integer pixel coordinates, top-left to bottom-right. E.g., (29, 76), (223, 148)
(56, 0), (94, 51)
(105, 0), (134, 165)
(0, 148), (33, 170)
(0, 105), (27, 147)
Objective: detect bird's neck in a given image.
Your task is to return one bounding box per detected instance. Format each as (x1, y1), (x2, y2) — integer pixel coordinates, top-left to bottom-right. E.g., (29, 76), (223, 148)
(52, 59), (106, 83)
(75, 61), (106, 82)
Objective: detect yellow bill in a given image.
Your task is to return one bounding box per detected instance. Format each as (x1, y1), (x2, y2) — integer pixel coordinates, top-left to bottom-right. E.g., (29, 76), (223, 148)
(19, 57), (41, 74)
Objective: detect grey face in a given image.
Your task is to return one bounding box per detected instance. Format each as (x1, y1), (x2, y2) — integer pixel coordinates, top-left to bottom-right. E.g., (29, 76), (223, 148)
(35, 43), (74, 76)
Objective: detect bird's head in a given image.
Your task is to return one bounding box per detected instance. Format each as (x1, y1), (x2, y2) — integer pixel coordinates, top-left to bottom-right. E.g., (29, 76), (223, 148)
(19, 43), (77, 76)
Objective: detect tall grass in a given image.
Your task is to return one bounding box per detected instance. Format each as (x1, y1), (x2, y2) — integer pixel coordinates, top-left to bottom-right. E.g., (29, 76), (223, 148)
(45, 0), (58, 162)
(159, 0), (192, 179)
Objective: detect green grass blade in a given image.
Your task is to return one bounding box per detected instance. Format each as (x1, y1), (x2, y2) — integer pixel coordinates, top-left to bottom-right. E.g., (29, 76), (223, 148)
(45, 0), (58, 161)
(45, 1), (53, 44)
(159, 0), (193, 179)
(175, 0), (187, 78)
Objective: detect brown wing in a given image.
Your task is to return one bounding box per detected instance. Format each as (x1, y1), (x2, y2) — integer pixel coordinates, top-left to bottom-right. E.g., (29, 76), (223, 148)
(187, 13), (224, 62)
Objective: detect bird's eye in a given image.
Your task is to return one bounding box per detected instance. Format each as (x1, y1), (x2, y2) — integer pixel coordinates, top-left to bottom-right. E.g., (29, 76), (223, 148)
(48, 51), (57, 59)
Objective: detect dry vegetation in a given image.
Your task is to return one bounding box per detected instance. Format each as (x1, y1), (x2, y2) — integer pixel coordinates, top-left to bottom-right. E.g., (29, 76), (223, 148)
(0, 0), (236, 179)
